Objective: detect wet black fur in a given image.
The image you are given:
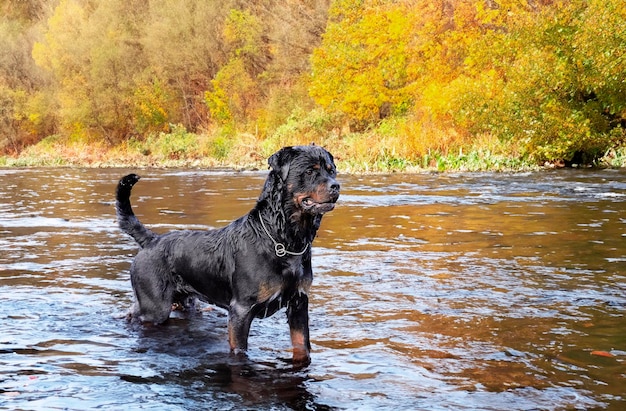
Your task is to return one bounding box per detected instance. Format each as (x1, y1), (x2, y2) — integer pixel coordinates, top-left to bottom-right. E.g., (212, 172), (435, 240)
(115, 145), (339, 364)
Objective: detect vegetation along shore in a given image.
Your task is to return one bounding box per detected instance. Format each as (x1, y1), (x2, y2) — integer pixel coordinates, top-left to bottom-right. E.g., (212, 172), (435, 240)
(1, 0), (625, 172)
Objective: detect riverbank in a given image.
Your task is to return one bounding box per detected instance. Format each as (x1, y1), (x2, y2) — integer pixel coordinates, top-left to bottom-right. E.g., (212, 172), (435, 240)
(2, 131), (625, 173)
(0, 136), (626, 173)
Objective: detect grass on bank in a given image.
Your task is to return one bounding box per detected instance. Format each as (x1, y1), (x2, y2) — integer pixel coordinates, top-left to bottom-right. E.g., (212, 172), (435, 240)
(2, 115), (625, 172)
(0, 132), (536, 172)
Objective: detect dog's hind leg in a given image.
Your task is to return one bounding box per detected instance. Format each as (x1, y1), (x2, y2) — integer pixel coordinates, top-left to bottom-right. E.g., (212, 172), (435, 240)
(129, 256), (174, 325)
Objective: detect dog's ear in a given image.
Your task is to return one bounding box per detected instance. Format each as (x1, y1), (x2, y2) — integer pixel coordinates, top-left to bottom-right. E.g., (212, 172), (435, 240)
(326, 150), (335, 166)
(269, 147), (296, 181)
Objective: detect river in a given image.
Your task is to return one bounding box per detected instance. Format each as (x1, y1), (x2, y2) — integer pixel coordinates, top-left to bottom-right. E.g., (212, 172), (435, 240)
(1, 168), (625, 410)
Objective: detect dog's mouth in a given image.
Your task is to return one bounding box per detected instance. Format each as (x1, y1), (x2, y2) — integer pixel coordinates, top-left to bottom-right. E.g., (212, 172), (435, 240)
(301, 196), (338, 214)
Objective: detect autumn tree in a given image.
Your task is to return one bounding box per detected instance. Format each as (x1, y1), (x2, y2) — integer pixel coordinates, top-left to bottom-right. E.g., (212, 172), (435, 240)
(33, 0), (147, 143)
(311, 0), (625, 163)
(206, 8), (267, 127)
(573, 0), (626, 137)
(4, 0), (625, 165)
(141, 0), (231, 132)
(438, 0), (626, 162)
(310, 0), (419, 129)
(29, 0), (326, 143)
(207, 1), (329, 135)
(256, 0), (330, 132)
(0, 0), (54, 153)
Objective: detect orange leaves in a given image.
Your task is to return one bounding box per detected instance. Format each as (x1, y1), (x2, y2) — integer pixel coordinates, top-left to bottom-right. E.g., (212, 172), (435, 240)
(591, 351), (615, 358)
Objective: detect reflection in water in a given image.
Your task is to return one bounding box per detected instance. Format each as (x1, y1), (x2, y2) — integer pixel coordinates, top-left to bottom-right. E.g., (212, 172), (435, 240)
(0, 168), (625, 410)
(119, 315), (331, 410)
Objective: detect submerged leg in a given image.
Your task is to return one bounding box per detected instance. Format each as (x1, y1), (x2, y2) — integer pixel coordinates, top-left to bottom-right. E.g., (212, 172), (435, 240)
(227, 301), (255, 355)
(287, 292), (311, 366)
(130, 256), (174, 324)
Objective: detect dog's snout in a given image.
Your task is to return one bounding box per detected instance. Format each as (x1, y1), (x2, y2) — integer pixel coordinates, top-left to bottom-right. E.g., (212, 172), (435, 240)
(329, 180), (340, 194)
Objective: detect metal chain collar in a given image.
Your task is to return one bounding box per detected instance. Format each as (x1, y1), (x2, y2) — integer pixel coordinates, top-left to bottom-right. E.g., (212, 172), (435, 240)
(258, 214), (309, 257)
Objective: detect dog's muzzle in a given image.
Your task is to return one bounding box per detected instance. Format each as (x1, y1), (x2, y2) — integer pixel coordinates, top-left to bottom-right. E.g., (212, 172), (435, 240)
(302, 180), (340, 215)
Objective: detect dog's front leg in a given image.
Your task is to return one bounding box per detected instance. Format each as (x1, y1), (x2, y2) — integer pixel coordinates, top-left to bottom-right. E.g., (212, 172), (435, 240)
(228, 301), (254, 355)
(287, 292), (311, 366)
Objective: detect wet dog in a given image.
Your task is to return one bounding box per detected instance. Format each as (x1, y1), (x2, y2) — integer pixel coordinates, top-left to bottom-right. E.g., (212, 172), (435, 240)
(115, 145), (339, 364)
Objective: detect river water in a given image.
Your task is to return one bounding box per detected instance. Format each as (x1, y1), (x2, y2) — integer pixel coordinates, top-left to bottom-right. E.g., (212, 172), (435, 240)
(0, 168), (625, 410)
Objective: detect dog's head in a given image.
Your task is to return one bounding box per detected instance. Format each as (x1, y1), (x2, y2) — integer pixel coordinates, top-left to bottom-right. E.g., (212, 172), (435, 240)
(269, 145), (340, 215)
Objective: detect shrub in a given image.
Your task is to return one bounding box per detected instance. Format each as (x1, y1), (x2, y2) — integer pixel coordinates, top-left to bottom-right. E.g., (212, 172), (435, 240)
(146, 124), (200, 160)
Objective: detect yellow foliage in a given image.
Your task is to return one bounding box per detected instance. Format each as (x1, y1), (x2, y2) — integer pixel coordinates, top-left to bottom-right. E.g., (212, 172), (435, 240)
(310, 0), (418, 124)
(4, 0), (626, 167)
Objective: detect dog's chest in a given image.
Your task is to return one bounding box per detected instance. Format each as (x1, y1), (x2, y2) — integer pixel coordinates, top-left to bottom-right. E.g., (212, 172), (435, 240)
(254, 259), (311, 315)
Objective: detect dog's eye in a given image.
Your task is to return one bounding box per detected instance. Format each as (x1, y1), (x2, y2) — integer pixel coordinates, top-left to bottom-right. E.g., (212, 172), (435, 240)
(306, 169), (314, 175)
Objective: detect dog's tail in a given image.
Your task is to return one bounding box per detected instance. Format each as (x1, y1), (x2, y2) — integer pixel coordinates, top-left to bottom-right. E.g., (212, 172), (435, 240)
(116, 174), (156, 248)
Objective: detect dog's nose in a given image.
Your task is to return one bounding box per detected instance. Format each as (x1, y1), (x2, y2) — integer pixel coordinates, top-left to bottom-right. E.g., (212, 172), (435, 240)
(329, 181), (340, 194)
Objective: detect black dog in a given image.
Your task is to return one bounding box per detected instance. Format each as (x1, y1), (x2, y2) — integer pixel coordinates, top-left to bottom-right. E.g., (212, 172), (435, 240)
(116, 145), (339, 364)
